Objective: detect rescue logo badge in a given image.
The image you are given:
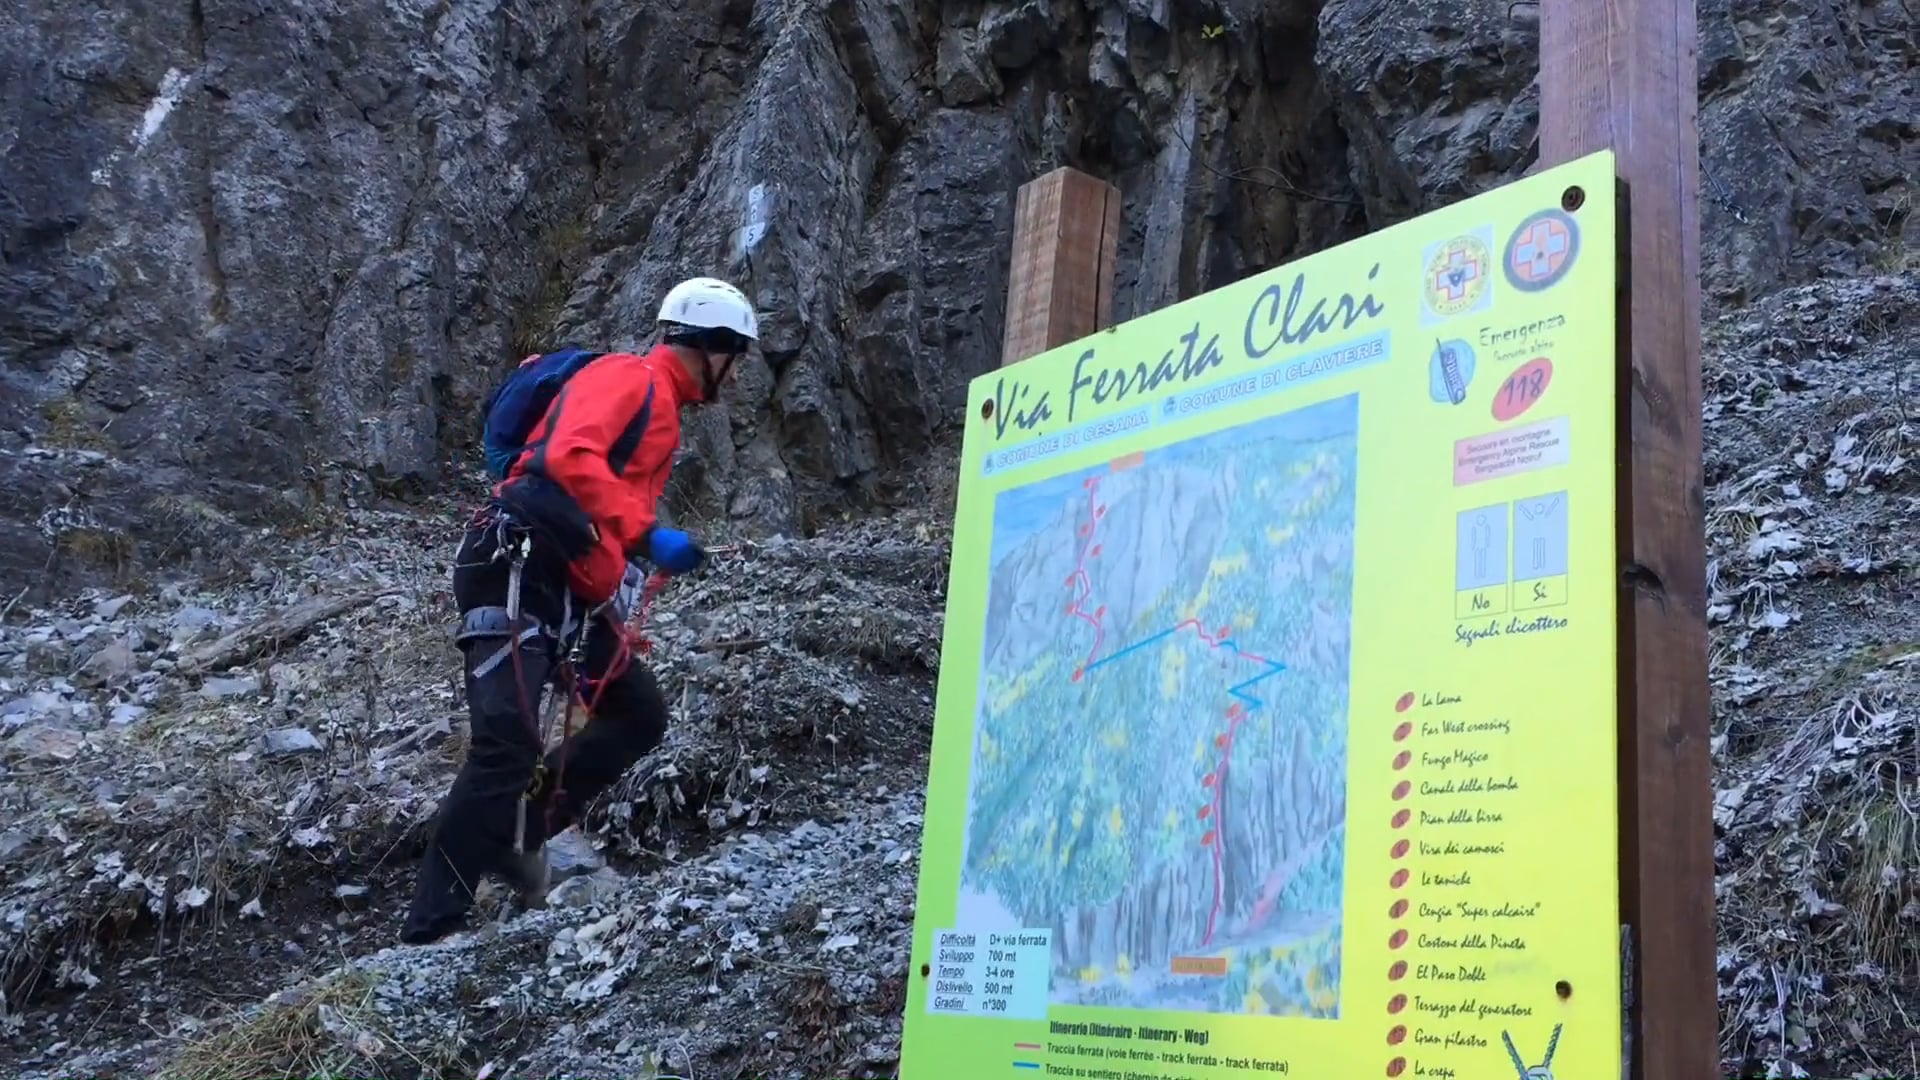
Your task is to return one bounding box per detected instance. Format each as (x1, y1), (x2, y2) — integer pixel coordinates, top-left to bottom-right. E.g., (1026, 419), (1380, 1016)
(1503, 208), (1580, 292)
(1420, 228), (1494, 325)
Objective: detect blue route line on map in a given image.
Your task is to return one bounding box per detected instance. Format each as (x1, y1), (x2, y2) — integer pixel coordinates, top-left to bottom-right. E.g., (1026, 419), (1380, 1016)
(1081, 622), (1289, 711)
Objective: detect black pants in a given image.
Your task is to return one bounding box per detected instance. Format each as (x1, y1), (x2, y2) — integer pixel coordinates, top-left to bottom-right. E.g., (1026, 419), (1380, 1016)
(401, 521), (669, 943)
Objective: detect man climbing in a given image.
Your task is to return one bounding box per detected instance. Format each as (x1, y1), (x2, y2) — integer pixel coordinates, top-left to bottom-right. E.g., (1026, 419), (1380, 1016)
(400, 276), (759, 945)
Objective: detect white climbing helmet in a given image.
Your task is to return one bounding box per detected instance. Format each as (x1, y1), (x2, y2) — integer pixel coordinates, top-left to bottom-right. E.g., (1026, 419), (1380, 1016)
(656, 277), (759, 341)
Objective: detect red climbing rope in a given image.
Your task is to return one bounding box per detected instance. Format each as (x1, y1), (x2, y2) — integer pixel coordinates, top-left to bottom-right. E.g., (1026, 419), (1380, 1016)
(541, 568), (671, 838)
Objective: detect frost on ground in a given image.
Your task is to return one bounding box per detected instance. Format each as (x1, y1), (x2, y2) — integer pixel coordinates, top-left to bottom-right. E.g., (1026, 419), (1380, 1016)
(0, 277), (1915, 1080)
(1702, 275), (1918, 1080)
(0, 482), (949, 1080)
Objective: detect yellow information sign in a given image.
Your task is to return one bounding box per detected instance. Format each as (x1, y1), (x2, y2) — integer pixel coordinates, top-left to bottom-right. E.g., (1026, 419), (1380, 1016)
(902, 150), (1621, 1080)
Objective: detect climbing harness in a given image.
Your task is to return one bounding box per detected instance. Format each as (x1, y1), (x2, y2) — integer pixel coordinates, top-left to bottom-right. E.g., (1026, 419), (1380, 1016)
(454, 504), (674, 857)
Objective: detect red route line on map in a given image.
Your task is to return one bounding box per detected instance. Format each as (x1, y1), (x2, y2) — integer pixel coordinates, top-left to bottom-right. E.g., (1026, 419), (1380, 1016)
(1062, 477), (1108, 670)
(1058, 474), (1272, 948)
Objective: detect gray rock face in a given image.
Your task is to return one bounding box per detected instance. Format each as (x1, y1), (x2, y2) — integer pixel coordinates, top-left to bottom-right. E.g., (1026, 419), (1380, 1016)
(2, 0), (1912, 596)
(1313, 0), (1918, 301)
(1, 0), (593, 589)
(1693, 0), (1916, 301)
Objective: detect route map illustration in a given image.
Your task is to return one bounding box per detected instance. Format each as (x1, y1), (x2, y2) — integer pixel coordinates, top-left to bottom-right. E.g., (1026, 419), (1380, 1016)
(957, 393), (1358, 1017)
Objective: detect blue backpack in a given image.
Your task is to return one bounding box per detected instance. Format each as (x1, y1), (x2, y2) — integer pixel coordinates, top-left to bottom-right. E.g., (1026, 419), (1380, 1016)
(479, 346), (603, 479)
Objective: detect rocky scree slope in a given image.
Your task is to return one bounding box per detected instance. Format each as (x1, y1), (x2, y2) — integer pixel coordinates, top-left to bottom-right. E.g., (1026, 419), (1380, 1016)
(1699, 274), (1917, 1080)
(4, 0), (1912, 590)
(0, 472), (954, 1080)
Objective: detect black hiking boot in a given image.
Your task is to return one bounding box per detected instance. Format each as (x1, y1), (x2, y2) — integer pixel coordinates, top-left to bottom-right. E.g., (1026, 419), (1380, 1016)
(398, 913), (467, 946)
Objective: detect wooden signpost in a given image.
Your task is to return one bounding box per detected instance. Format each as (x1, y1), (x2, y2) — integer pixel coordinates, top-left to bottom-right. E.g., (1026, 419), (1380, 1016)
(988, 0), (1715, 1077)
(1538, 0), (1717, 1078)
(999, 167), (1123, 366)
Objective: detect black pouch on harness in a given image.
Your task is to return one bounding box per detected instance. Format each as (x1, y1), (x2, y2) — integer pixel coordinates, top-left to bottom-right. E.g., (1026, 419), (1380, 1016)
(495, 474), (598, 563)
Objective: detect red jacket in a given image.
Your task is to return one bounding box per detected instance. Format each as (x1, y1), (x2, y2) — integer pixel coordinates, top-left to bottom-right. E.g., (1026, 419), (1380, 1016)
(498, 344), (702, 603)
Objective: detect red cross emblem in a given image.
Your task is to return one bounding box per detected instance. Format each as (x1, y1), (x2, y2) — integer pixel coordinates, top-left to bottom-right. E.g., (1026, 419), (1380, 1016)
(1503, 209), (1580, 291)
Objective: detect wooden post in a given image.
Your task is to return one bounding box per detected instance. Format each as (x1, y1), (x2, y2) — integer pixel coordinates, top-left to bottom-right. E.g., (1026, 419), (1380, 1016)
(1538, 3), (1717, 1080)
(1000, 167), (1123, 367)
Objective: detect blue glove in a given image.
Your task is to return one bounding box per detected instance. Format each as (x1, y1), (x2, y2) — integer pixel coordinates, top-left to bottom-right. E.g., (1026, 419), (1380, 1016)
(647, 527), (706, 574)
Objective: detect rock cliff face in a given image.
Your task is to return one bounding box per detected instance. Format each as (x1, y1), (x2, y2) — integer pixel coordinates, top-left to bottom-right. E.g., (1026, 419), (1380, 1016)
(1, 0), (595, 586)
(11, 0), (1904, 595)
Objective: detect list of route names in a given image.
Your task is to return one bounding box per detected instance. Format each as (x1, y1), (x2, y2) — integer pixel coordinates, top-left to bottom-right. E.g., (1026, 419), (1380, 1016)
(926, 928), (1051, 1020)
(1388, 689), (1566, 1078)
